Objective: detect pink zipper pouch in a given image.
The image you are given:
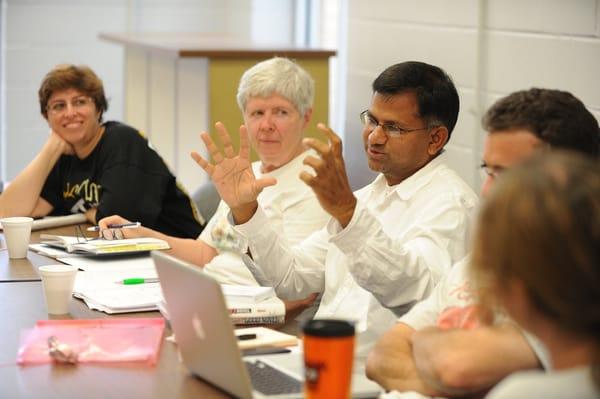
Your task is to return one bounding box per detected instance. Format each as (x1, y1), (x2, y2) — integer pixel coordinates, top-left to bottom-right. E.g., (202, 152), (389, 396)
(17, 318), (165, 366)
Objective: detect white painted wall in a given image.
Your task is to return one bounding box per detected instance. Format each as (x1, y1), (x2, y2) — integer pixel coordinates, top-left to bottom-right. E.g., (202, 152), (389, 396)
(0, 0), (252, 182)
(4, 0), (599, 192)
(341, 0), (600, 190)
(2, 0), (127, 181)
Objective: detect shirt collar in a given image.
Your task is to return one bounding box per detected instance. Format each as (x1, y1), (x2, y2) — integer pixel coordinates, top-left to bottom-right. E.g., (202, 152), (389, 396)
(373, 151), (448, 201)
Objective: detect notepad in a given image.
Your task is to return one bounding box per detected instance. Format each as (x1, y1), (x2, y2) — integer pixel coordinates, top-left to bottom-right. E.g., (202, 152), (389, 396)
(39, 234), (170, 255)
(234, 326), (297, 350)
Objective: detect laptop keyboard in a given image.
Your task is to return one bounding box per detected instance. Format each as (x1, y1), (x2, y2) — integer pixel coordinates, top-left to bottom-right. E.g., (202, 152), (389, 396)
(244, 360), (303, 395)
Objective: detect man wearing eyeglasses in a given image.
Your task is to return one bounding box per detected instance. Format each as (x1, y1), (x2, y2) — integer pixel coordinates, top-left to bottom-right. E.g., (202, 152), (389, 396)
(366, 88), (599, 398)
(193, 61), (478, 353)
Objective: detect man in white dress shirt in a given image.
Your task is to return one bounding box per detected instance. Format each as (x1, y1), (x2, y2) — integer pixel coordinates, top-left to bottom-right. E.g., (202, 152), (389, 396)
(192, 61), (478, 353)
(366, 88), (600, 397)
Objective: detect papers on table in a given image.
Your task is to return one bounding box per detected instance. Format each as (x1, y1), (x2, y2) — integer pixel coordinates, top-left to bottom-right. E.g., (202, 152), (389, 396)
(39, 234), (170, 255)
(235, 326), (297, 350)
(29, 243), (73, 258)
(65, 254), (282, 319)
(73, 268), (163, 314)
(31, 246), (283, 318)
(221, 284), (275, 303)
(60, 255), (156, 272)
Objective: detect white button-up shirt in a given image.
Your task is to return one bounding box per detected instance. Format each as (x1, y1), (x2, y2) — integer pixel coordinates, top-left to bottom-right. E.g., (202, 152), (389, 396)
(200, 149), (330, 285)
(234, 153), (478, 353)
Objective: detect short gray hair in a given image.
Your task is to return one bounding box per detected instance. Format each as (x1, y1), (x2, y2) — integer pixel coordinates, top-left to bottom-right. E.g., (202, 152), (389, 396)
(236, 57), (315, 116)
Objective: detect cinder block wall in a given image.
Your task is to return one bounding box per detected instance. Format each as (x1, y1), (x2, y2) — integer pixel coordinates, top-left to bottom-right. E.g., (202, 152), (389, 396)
(1, 0), (247, 181)
(342, 0), (600, 190)
(3, 0), (127, 180)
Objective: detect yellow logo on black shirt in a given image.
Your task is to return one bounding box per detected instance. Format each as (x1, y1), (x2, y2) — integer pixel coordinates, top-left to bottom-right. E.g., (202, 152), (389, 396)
(63, 179), (102, 204)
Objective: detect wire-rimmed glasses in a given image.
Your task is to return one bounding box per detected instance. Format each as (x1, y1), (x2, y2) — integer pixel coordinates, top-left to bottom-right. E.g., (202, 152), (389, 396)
(359, 110), (434, 137)
(46, 96), (94, 116)
(75, 225), (123, 241)
(75, 225), (94, 243)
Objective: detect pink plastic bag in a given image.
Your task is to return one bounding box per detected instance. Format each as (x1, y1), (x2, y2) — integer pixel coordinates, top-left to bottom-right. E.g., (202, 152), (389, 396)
(17, 318), (165, 366)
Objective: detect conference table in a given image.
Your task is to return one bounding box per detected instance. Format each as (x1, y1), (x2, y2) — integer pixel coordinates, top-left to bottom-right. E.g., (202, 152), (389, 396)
(0, 225), (232, 398)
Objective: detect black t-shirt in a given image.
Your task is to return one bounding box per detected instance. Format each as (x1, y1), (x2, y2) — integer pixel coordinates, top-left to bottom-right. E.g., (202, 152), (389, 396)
(41, 121), (204, 238)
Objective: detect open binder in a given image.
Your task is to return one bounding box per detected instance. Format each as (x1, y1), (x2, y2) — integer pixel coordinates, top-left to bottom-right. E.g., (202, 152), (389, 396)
(39, 234), (170, 256)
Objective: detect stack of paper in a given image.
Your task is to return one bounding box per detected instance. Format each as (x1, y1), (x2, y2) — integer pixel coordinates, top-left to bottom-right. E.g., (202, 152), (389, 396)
(221, 285), (275, 303)
(54, 253), (284, 322)
(222, 285), (285, 325)
(73, 265), (162, 314)
(59, 255), (156, 272)
(227, 296), (286, 325)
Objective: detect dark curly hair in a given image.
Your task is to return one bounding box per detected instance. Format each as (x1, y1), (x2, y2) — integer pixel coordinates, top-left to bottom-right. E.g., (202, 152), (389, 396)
(482, 88), (599, 158)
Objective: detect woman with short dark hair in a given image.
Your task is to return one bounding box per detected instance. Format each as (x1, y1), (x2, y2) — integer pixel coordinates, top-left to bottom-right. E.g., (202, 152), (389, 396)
(0, 64), (204, 238)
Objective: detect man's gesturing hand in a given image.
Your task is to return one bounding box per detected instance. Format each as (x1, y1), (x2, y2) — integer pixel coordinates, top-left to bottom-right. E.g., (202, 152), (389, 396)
(300, 123), (357, 228)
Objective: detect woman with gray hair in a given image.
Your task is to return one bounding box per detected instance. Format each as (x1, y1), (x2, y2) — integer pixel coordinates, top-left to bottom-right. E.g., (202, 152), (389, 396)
(100, 57), (329, 292)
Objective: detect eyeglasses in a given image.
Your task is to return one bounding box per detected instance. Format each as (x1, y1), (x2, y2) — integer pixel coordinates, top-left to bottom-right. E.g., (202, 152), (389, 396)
(47, 96), (93, 115)
(75, 225), (95, 243)
(360, 110), (433, 137)
(75, 225), (121, 242)
(479, 163), (504, 180)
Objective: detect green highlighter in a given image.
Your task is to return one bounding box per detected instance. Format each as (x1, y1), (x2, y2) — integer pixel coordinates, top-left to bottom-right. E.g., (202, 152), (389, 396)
(120, 278), (160, 285)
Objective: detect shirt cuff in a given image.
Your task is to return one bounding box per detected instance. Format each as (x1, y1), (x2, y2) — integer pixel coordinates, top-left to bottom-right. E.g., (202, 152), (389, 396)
(228, 206), (270, 253)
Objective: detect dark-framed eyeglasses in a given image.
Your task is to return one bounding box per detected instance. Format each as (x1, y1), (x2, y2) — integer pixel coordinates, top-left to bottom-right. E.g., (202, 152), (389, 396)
(359, 110), (433, 138)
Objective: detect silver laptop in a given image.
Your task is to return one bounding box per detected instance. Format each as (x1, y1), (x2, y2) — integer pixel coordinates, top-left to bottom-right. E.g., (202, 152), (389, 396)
(152, 251), (381, 399)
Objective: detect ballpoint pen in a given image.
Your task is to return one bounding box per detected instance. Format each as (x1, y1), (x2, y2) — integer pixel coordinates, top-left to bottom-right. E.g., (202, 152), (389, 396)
(87, 222), (141, 232)
(117, 277), (160, 285)
(236, 333), (257, 341)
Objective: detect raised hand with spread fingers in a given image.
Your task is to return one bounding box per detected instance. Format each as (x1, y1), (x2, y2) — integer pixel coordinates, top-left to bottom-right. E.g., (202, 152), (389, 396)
(191, 121), (277, 224)
(300, 123), (357, 228)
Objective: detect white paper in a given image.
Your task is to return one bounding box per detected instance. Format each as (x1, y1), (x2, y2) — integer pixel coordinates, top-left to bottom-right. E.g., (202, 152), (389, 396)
(73, 267), (161, 314)
(59, 255), (156, 272)
(221, 284), (275, 303)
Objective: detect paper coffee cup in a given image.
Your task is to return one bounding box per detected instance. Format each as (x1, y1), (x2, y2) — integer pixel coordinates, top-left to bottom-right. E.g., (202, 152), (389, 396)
(0, 216), (33, 259)
(38, 265), (78, 315)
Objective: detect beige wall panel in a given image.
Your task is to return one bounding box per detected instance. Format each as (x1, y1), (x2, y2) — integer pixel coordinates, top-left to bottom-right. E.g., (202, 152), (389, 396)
(148, 53), (176, 169)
